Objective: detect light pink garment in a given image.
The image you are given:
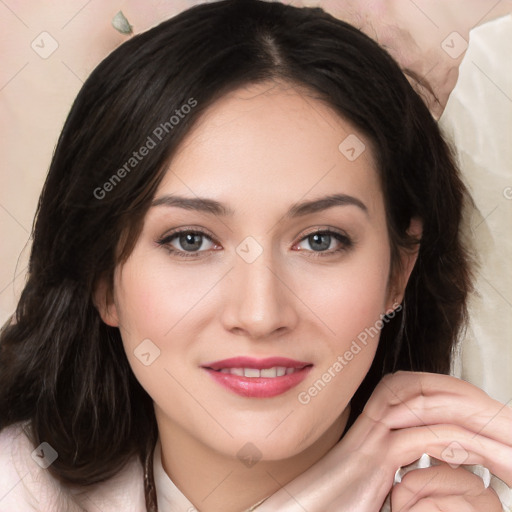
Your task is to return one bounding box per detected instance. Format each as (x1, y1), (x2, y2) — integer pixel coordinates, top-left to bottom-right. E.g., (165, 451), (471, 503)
(0, 422), (146, 512)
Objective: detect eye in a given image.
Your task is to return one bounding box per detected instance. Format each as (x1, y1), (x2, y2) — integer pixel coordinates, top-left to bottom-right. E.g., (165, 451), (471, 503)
(157, 228), (219, 258)
(294, 229), (353, 257)
(157, 227), (353, 260)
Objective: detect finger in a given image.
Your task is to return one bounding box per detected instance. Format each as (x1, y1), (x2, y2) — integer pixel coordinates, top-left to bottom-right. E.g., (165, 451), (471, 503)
(391, 464), (502, 511)
(407, 494), (501, 512)
(407, 496), (476, 512)
(383, 422), (512, 487)
(344, 411), (512, 488)
(364, 371), (512, 445)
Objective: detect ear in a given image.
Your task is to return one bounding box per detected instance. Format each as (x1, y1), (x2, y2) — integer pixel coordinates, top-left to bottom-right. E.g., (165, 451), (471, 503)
(386, 217), (423, 311)
(93, 275), (120, 327)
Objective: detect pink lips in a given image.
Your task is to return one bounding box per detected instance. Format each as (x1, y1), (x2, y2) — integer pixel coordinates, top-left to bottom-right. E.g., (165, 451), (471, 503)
(201, 356), (313, 398)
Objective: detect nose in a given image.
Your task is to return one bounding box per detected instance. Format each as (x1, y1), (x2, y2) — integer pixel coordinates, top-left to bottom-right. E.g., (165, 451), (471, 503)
(220, 244), (299, 339)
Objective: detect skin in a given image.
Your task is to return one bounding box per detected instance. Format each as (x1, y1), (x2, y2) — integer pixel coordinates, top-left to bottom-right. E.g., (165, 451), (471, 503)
(96, 79), (419, 511)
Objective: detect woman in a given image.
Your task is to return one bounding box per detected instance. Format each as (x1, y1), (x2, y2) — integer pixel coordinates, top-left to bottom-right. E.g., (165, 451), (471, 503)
(0, 0), (510, 510)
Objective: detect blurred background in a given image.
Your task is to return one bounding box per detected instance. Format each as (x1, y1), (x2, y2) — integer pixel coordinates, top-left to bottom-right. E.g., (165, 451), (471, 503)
(0, 0), (510, 404)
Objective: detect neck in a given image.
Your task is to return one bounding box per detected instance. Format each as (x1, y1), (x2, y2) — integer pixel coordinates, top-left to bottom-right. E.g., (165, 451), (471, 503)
(154, 407), (350, 512)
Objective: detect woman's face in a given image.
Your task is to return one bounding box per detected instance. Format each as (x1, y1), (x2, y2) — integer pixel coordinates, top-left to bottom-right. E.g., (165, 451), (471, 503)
(102, 81), (402, 461)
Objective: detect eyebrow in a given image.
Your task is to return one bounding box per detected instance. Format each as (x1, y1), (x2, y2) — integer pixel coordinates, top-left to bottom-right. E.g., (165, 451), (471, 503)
(151, 193), (368, 218)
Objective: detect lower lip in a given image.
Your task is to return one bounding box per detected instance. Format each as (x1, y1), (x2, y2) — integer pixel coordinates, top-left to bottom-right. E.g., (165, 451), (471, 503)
(202, 366), (313, 398)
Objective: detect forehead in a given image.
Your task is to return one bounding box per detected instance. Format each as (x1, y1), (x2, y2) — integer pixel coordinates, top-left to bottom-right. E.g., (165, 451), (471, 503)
(156, 81), (383, 219)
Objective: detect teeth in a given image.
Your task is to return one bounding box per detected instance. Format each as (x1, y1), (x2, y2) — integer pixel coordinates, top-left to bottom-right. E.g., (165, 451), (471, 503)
(216, 366), (298, 378)
(260, 368), (276, 378)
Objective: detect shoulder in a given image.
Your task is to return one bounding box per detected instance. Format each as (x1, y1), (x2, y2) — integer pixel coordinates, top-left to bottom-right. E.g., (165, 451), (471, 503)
(0, 422), (146, 512)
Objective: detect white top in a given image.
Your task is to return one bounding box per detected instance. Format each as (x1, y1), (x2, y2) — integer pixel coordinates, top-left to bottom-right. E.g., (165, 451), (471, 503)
(1, 422), (510, 511)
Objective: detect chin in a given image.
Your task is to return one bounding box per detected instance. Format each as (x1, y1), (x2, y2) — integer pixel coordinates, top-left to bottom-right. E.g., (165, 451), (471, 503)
(209, 418), (332, 463)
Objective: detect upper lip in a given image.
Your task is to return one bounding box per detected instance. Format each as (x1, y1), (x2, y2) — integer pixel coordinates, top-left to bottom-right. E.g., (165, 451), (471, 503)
(201, 356), (312, 371)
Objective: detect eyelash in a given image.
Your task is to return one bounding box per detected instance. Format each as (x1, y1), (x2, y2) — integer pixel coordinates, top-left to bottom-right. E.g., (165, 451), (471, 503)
(156, 227), (353, 259)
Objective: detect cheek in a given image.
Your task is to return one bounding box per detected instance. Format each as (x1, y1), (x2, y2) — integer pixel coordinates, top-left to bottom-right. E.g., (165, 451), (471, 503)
(114, 256), (209, 342)
(300, 243), (391, 344)
(111, 254), (234, 400)
(111, 260), (185, 380)
(293, 244), (390, 409)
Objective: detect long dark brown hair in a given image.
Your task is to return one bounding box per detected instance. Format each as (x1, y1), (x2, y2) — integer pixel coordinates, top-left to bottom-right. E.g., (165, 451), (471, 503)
(0, 1), (472, 510)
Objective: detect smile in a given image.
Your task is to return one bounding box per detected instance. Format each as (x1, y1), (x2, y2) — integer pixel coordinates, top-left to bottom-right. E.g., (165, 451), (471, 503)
(215, 366), (300, 377)
(201, 356), (313, 398)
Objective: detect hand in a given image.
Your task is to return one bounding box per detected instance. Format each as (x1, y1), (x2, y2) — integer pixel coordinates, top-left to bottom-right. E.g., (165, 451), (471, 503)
(391, 462), (502, 511)
(257, 371), (512, 512)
